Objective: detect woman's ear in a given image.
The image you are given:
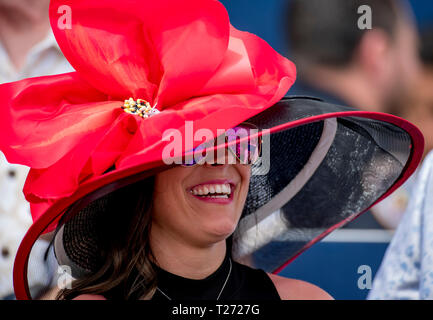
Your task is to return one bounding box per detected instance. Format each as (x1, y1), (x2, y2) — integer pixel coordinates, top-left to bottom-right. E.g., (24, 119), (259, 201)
(356, 29), (393, 78)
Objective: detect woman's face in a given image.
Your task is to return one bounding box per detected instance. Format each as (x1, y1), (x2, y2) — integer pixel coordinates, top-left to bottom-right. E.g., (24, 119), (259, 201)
(151, 162), (251, 245)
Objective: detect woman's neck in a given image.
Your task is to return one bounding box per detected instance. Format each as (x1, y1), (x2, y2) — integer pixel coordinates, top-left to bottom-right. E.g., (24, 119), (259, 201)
(0, 1), (51, 71)
(149, 226), (227, 280)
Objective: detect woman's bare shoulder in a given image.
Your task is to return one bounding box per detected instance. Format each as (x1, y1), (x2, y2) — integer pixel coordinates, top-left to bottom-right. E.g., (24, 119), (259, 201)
(267, 273), (334, 300)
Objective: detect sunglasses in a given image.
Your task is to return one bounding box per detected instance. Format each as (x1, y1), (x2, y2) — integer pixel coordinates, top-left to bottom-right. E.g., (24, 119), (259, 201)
(181, 123), (262, 167)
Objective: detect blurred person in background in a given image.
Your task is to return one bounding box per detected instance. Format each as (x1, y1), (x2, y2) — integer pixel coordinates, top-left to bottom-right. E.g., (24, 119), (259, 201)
(287, 0), (422, 229)
(0, 0), (72, 299)
(399, 27), (433, 161)
(372, 26), (433, 228)
(368, 151), (433, 299)
(368, 27), (433, 299)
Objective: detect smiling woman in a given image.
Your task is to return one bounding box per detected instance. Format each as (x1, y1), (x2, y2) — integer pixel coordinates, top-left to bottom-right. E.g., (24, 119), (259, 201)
(54, 150), (332, 300)
(152, 164), (251, 244)
(0, 0), (424, 300)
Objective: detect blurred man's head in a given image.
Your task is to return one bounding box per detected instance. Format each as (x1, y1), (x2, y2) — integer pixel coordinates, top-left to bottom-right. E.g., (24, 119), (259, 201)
(400, 27), (433, 159)
(288, 0), (421, 114)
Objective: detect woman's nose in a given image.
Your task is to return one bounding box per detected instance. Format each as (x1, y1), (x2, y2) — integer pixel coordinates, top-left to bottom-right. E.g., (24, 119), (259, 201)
(204, 147), (237, 166)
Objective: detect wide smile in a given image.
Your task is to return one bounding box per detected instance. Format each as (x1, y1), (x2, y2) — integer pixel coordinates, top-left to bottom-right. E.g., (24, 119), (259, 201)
(187, 180), (236, 204)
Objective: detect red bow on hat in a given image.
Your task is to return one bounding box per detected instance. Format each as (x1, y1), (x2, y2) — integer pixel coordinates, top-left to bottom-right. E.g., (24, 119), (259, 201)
(0, 0), (295, 225)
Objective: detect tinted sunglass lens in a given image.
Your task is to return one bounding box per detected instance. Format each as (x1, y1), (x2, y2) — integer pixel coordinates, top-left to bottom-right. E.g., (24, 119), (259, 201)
(182, 124), (261, 166)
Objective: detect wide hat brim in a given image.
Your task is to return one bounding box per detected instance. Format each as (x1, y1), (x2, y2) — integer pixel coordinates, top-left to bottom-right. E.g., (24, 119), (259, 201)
(14, 96), (424, 299)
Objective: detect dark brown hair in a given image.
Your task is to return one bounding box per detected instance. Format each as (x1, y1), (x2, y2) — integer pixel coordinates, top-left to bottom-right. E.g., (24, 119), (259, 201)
(56, 176), (157, 300)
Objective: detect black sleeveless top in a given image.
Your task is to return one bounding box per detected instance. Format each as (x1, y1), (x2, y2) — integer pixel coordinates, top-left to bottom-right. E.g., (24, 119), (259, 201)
(151, 253), (281, 300)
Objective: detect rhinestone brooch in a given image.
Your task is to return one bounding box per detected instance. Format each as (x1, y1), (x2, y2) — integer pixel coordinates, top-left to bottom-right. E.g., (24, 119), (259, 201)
(121, 98), (160, 118)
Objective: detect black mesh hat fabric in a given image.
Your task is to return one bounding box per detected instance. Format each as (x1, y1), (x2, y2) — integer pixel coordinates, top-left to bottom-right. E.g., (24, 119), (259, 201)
(232, 98), (411, 271)
(49, 96), (413, 280)
(242, 121), (323, 217)
(54, 175), (155, 280)
(57, 197), (108, 276)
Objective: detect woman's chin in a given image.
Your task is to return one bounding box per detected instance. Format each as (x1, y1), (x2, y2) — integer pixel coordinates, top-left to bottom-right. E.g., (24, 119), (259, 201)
(202, 219), (238, 242)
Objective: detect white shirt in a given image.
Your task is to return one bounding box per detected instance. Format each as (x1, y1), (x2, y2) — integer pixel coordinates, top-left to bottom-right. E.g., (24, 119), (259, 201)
(0, 31), (73, 299)
(368, 151), (433, 299)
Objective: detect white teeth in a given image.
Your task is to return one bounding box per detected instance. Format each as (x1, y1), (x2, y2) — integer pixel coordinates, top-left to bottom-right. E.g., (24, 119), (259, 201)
(203, 186), (209, 195)
(190, 183), (232, 197)
(224, 184), (231, 194)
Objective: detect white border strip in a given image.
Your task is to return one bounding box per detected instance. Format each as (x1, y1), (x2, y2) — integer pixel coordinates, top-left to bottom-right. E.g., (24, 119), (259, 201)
(322, 229), (394, 243)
